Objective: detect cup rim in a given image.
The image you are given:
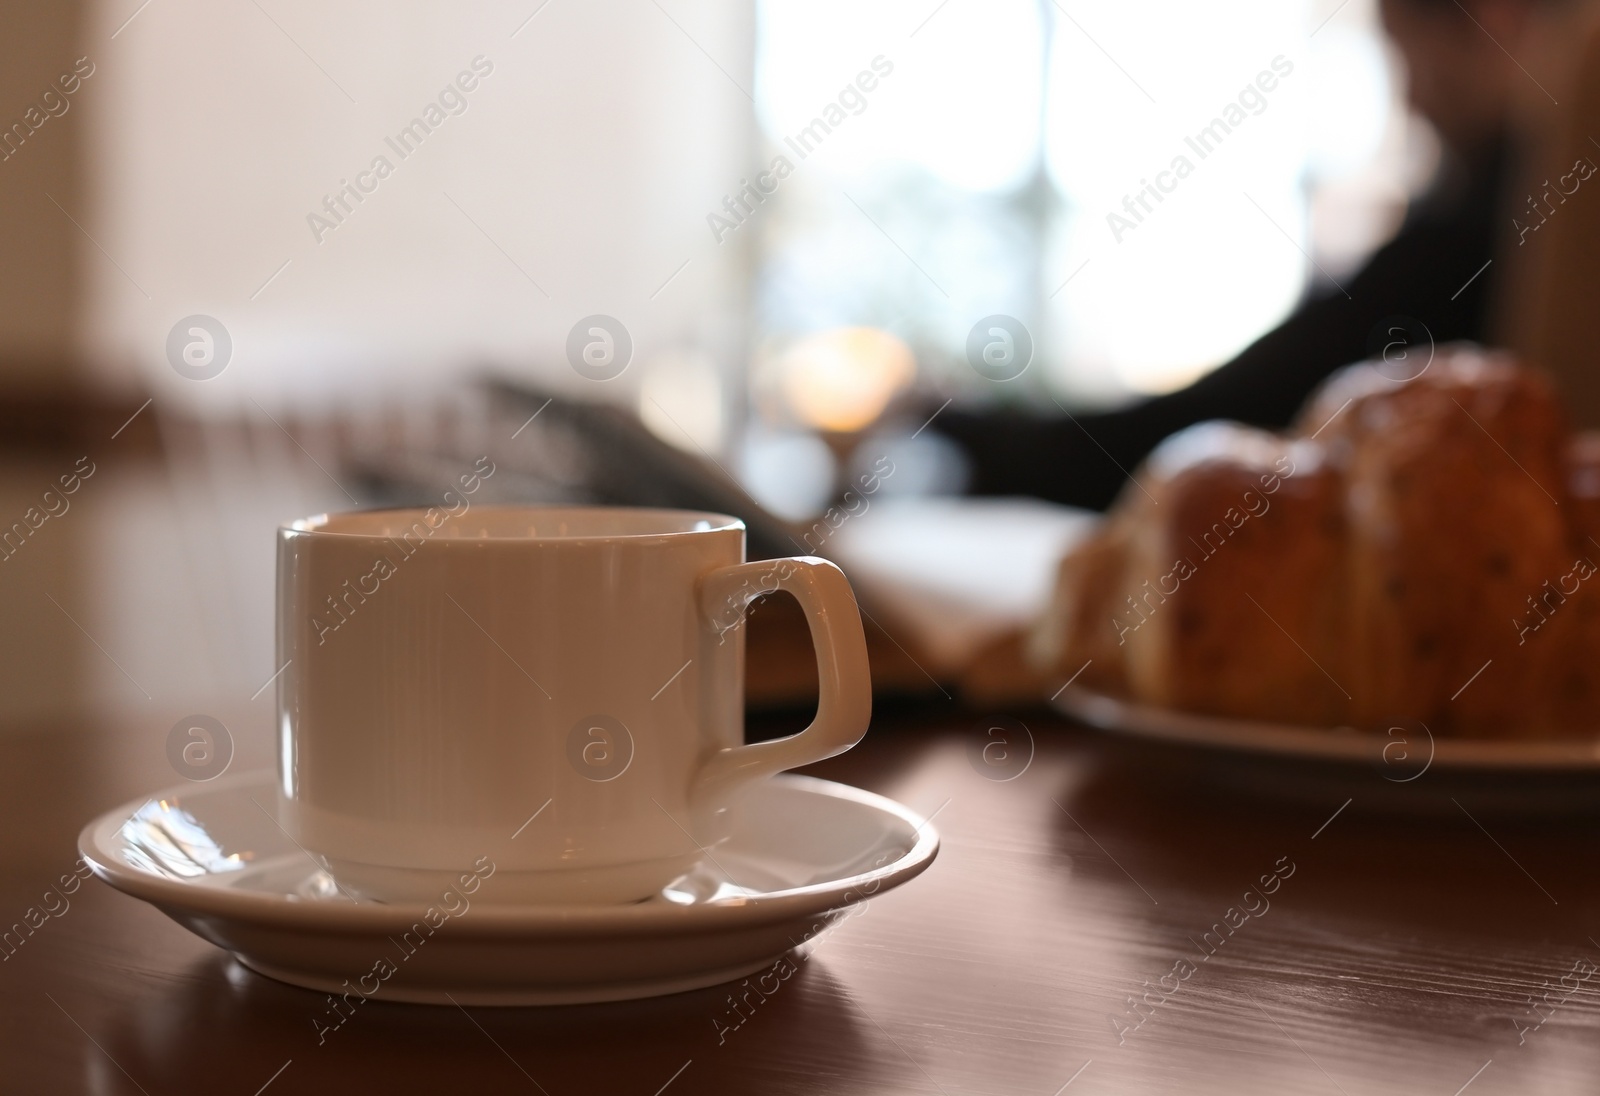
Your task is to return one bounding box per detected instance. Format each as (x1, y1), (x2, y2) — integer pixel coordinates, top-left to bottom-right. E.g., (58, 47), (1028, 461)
(282, 505), (746, 543)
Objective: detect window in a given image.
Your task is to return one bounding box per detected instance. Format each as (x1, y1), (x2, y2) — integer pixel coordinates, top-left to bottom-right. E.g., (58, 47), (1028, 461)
(752, 0), (1417, 405)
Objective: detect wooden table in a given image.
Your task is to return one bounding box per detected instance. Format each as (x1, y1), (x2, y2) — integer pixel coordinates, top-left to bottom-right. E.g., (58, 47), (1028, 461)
(3, 699), (1598, 1096)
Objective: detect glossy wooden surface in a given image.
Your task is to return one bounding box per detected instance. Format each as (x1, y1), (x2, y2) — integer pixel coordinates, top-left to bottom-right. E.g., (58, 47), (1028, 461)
(4, 697), (1599, 1095)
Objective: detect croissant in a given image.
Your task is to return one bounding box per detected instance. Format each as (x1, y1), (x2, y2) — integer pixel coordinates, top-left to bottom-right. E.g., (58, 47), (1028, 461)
(1033, 346), (1595, 738)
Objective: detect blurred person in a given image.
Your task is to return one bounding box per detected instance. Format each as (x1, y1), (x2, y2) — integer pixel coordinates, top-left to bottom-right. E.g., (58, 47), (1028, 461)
(937, 0), (1576, 509)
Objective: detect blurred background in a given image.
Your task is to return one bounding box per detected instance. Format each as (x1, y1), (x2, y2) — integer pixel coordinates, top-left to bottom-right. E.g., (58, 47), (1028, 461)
(2, 0), (1596, 731)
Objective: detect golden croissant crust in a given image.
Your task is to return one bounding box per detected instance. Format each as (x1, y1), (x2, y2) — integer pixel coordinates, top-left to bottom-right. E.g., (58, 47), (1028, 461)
(1033, 346), (1597, 738)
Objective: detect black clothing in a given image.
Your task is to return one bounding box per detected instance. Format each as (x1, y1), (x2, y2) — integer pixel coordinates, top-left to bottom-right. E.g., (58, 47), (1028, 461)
(937, 145), (1509, 510)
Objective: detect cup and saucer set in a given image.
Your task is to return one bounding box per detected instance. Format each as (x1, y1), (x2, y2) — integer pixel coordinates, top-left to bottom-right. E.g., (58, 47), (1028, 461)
(79, 507), (938, 1005)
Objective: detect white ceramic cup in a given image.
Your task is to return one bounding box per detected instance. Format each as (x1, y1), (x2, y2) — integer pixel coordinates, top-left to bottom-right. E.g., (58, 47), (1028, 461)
(275, 505), (871, 905)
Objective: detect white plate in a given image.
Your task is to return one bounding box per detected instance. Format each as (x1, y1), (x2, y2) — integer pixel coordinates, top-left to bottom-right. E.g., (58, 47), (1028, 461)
(80, 772), (938, 1006)
(1054, 686), (1600, 773)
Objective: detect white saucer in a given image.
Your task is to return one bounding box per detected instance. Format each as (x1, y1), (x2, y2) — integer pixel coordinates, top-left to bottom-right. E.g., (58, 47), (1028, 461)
(80, 772), (938, 1006)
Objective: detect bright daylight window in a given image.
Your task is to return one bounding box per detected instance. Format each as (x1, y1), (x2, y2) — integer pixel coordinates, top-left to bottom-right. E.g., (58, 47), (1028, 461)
(752, 0), (1419, 405)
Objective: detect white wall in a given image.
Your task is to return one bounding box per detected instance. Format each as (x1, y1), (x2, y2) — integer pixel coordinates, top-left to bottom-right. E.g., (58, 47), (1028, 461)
(82, 0), (755, 415)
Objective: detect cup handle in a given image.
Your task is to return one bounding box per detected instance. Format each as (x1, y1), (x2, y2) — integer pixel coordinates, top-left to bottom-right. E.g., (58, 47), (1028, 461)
(693, 556), (871, 804)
